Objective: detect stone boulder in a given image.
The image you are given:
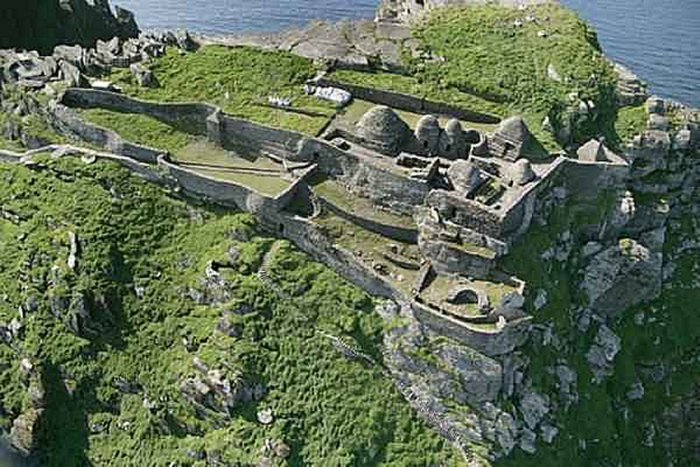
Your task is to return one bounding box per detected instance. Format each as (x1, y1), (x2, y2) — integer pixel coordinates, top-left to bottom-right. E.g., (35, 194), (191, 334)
(586, 324), (621, 382)
(9, 409), (43, 456)
(580, 238), (662, 316)
(0, 0), (139, 54)
(129, 63), (158, 88)
(614, 62), (648, 106)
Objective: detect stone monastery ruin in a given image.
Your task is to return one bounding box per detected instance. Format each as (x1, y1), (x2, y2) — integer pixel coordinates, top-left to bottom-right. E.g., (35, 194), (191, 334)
(0, 38), (629, 356)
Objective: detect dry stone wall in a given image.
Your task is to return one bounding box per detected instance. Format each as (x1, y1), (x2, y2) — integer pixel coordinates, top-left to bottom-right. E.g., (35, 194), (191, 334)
(316, 77), (501, 124)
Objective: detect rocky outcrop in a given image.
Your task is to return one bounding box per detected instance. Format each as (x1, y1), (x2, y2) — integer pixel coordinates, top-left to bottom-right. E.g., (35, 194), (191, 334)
(0, 0), (139, 54)
(580, 239), (662, 317)
(200, 20), (414, 73)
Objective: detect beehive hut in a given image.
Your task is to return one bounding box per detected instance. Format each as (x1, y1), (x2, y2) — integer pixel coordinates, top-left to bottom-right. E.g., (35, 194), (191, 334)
(415, 114), (441, 155)
(507, 159), (536, 186)
(356, 105), (412, 156)
(447, 160), (483, 197)
(489, 116), (533, 161)
(440, 118), (467, 159)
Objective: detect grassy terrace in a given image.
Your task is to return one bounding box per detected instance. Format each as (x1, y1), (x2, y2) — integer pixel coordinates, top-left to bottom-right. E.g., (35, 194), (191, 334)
(331, 3), (623, 151)
(421, 274), (518, 320)
(106, 46), (335, 135)
(315, 212), (422, 296)
(311, 176), (416, 229)
(80, 109), (292, 196)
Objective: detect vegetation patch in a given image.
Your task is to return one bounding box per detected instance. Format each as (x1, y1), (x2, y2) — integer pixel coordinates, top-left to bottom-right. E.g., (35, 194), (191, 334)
(0, 157), (459, 465)
(615, 104), (647, 143)
(106, 45), (335, 135)
(80, 108), (195, 153)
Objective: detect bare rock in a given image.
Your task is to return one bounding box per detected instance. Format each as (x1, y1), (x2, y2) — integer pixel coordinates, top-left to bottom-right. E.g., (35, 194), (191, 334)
(580, 239), (662, 317)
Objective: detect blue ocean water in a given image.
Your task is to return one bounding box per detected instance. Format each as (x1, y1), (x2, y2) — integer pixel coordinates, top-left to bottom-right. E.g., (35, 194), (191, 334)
(115, 0), (700, 107)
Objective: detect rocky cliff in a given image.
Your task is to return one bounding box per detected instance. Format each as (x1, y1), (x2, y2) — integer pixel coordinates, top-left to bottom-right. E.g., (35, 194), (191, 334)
(0, 0), (138, 54)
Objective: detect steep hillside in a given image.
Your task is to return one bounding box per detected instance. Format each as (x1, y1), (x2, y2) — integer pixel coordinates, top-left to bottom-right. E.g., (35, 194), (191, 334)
(0, 156), (459, 465)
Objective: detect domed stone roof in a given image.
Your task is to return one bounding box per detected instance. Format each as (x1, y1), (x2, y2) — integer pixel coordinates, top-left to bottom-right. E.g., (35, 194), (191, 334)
(498, 116), (531, 143)
(415, 114), (441, 155)
(356, 105), (412, 156)
(489, 116), (534, 161)
(447, 159), (482, 196)
(440, 118), (467, 159)
(508, 159), (536, 186)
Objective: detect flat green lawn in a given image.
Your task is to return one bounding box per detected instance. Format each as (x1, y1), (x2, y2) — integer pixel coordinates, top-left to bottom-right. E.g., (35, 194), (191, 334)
(80, 109), (292, 196)
(80, 108), (195, 153)
(107, 45), (336, 135)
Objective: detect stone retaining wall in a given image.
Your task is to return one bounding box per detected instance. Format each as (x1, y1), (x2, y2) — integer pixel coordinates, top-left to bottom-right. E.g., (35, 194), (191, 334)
(61, 88), (213, 136)
(427, 190), (504, 238)
(500, 157), (630, 242)
(318, 195), (419, 243)
(304, 138), (432, 216)
(51, 104), (163, 164)
(260, 209), (524, 356)
(316, 77), (501, 124)
(412, 301), (530, 356)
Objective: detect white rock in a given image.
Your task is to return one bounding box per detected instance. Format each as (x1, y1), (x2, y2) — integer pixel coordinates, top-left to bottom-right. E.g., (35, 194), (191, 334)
(257, 408), (274, 425)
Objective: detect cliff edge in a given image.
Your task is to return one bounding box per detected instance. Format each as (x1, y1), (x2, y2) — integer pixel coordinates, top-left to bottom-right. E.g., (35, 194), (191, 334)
(0, 0), (138, 54)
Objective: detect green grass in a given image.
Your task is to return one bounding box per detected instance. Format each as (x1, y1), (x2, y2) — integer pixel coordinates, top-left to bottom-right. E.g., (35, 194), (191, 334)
(615, 104), (647, 143)
(80, 109), (292, 196)
(330, 3), (628, 152)
(80, 108), (195, 153)
(412, 4), (618, 145)
(311, 176), (416, 229)
(0, 156), (460, 465)
(0, 87), (66, 150)
(106, 45), (335, 135)
(175, 141), (292, 196)
(497, 181), (700, 465)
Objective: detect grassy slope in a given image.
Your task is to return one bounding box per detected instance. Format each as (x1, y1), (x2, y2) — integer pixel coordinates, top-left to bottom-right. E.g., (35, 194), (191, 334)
(0, 157), (460, 465)
(107, 46), (334, 136)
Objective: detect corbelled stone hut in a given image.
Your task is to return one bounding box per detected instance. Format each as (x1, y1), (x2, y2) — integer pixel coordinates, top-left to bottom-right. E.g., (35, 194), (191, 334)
(415, 114), (441, 155)
(489, 116), (533, 161)
(440, 118), (467, 159)
(356, 105), (412, 156)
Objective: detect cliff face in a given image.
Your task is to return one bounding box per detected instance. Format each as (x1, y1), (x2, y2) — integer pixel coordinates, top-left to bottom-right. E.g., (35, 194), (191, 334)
(0, 0), (138, 54)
